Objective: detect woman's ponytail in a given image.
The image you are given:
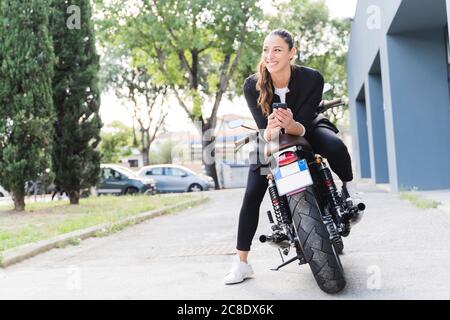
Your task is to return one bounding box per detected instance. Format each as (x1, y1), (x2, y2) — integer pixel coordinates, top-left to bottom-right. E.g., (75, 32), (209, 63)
(256, 59), (273, 117)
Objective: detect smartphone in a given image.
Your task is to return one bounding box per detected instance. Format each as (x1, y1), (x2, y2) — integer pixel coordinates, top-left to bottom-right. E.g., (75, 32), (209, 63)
(272, 102), (287, 109)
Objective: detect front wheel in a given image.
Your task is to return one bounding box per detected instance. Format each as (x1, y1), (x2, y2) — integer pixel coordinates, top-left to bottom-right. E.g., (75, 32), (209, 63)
(288, 186), (346, 294)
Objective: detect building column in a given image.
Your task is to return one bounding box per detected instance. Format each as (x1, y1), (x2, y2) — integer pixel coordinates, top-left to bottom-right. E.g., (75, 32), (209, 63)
(350, 89), (371, 179)
(380, 29), (450, 191)
(447, 0), (450, 44)
(365, 73), (389, 183)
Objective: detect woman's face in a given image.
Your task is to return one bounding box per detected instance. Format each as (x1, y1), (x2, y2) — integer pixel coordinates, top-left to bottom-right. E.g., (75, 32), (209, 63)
(262, 34), (296, 74)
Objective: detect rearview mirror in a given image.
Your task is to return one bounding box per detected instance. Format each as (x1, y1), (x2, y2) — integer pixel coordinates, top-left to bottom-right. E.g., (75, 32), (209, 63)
(227, 119), (245, 129)
(323, 83), (333, 94)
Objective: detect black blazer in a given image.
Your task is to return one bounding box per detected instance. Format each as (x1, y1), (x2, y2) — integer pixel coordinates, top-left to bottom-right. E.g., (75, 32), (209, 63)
(243, 65), (324, 133)
(243, 65), (336, 171)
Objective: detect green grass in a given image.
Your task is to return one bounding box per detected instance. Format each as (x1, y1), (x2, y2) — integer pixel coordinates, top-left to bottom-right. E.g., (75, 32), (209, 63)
(0, 194), (207, 252)
(399, 189), (441, 209)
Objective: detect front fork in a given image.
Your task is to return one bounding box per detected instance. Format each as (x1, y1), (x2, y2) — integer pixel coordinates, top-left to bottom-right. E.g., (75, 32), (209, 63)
(260, 174), (307, 271)
(261, 154), (365, 270)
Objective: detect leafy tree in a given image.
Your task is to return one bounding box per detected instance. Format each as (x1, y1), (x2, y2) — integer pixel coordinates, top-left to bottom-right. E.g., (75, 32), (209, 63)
(50, 0), (102, 204)
(95, 0), (264, 188)
(99, 121), (134, 163)
(100, 47), (168, 166)
(0, 0), (55, 211)
(270, 0), (351, 124)
(149, 138), (175, 165)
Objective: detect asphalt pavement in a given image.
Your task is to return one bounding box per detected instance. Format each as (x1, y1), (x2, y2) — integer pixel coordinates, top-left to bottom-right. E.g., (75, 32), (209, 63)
(1, 180), (450, 299)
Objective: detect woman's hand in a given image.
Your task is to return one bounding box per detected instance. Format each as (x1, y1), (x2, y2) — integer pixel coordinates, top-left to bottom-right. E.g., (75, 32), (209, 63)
(264, 112), (282, 141)
(273, 108), (296, 130)
(271, 108), (305, 137)
(265, 108), (304, 140)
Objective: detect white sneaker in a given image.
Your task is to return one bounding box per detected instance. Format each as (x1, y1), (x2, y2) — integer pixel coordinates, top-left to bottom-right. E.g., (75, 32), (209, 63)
(224, 255), (254, 285)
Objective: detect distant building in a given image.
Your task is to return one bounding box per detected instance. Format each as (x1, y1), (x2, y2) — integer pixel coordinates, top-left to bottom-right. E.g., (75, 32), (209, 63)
(118, 148), (144, 169)
(152, 114), (256, 166)
(347, 0), (450, 191)
(115, 114), (254, 188)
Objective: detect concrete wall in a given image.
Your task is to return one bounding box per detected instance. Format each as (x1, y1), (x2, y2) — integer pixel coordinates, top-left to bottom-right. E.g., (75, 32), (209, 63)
(347, 0), (450, 191)
(384, 29), (450, 190)
(347, 0), (402, 102)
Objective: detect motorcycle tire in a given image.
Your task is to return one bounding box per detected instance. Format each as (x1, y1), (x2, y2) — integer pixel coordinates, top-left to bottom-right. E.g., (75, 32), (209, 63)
(288, 185), (346, 294)
(334, 237), (344, 255)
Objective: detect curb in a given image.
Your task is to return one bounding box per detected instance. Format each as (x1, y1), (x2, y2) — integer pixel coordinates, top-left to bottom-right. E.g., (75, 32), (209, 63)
(0, 196), (208, 268)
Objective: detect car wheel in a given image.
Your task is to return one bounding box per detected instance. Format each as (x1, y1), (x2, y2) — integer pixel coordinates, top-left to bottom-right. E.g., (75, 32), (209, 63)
(188, 183), (203, 192)
(125, 187), (139, 195)
(0, 192), (4, 197)
(80, 190), (90, 198)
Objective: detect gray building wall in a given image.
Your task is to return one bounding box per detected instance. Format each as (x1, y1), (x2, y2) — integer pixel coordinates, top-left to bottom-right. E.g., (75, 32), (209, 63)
(347, 0), (450, 191)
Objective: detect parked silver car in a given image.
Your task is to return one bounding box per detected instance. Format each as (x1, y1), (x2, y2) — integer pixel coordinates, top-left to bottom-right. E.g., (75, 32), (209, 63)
(138, 164), (215, 193)
(0, 185), (9, 197)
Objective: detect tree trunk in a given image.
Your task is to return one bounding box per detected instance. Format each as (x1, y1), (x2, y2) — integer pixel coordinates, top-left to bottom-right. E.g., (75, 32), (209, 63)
(140, 129), (150, 166)
(202, 135), (220, 190)
(12, 190), (25, 212)
(69, 191), (80, 205)
(142, 148), (150, 166)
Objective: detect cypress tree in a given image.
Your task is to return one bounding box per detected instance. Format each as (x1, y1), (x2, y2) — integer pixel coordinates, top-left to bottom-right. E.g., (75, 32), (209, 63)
(0, 0), (55, 211)
(50, 0), (102, 205)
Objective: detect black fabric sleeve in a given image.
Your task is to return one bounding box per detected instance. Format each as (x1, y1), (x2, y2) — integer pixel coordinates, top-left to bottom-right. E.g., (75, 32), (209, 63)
(296, 72), (324, 132)
(243, 77), (267, 130)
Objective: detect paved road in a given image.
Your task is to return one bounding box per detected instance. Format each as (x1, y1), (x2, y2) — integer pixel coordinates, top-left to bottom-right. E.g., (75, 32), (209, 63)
(1, 181), (450, 299)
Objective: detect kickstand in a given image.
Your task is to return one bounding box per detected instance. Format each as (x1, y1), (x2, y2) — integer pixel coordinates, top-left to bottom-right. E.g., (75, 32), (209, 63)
(271, 255), (300, 271)
(277, 248), (285, 263)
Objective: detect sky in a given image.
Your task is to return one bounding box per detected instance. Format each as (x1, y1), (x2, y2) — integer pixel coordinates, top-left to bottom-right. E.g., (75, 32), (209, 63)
(324, 0), (358, 18)
(99, 0), (358, 131)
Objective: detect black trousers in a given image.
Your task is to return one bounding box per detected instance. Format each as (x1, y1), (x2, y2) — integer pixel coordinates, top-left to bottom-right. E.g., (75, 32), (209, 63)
(236, 126), (353, 251)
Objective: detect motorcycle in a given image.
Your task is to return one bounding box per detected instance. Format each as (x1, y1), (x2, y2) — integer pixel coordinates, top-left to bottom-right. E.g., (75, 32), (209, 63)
(230, 98), (365, 294)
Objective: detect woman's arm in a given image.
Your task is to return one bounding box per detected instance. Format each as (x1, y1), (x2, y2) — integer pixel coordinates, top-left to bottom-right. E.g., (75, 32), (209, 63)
(286, 121), (306, 136)
(295, 71), (324, 133)
(243, 77), (267, 130)
(244, 77), (281, 141)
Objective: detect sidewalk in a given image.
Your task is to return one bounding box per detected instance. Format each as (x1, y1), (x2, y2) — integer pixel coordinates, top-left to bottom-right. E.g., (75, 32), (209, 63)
(0, 181), (450, 299)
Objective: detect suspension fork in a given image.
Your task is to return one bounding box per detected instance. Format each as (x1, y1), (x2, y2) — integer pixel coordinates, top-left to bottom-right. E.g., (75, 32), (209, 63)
(266, 174), (293, 236)
(263, 174), (307, 270)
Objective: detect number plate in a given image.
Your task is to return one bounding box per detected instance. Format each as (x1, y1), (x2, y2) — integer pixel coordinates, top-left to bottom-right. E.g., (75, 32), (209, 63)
(273, 159), (313, 196)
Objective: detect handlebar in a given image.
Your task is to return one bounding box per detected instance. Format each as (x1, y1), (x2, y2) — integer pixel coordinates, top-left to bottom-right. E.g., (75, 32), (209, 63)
(234, 132), (258, 152)
(317, 98), (345, 113)
(232, 97), (346, 152)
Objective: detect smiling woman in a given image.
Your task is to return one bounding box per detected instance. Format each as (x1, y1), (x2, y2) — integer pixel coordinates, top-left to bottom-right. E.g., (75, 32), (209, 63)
(224, 28), (355, 285)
